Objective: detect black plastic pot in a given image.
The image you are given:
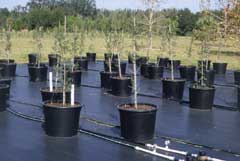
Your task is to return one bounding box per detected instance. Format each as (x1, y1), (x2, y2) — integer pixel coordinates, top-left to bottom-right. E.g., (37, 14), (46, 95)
(118, 103), (158, 142)
(147, 64), (164, 79)
(104, 53), (112, 61)
(0, 63), (17, 77)
(0, 84), (9, 112)
(213, 62), (227, 75)
(100, 71), (118, 89)
(189, 85), (215, 110)
(0, 59), (15, 63)
(179, 65), (196, 82)
(104, 62), (127, 75)
(162, 79), (185, 101)
(0, 78), (11, 86)
(158, 57), (169, 68)
(43, 102), (82, 137)
(48, 54), (60, 67)
(198, 60), (211, 71)
(168, 60), (181, 69)
(140, 63), (148, 77)
(86, 53), (96, 62)
(234, 71), (240, 85)
(74, 57), (88, 71)
(41, 88), (71, 103)
(197, 70), (215, 86)
(28, 54), (37, 64)
(0, 78), (11, 98)
(111, 76), (132, 97)
(67, 70), (82, 87)
(28, 65), (48, 82)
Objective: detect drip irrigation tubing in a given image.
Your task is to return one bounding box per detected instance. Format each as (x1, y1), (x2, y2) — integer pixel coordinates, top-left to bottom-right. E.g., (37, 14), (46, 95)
(6, 104), (240, 158)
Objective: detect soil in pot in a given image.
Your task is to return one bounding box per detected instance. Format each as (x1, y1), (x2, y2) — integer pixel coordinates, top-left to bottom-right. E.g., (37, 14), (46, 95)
(100, 71), (118, 89)
(0, 63), (17, 77)
(118, 103), (158, 142)
(41, 87), (71, 103)
(189, 85), (215, 110)
(43, 102), (82, 137)
(28, 65), (48, 82)
(48, 54), (60, 67)
(86, 53), (96, 62)
(158, 57), (169, 68)
(179, 65), (196, 82)
(28, 54), (37, 64)
(147, 64), (164, 79)
(213, 62), (227, 75)
(197, 70), (215, 86)
(234, 71), (240, 85)
(140, 63), (148, 77)
(198, 60), (211, 71)
(0, 84), (10, 112)
(162, 78), (186, 101)
(111, 76), (132, 97)
(104, 62), (127, 75)
(67, 70), (82, 87)
(74, 57), (88, 71)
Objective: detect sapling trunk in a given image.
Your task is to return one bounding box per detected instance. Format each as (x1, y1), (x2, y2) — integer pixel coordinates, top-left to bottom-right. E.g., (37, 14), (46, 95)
(108, 57), (112, 73)
(201, 60), (204, 86)
(117, 53), (122, 78)
(49, 72), (53, 92)
(71, 84), (75, 106)
(63, 63), (66, 105)
(55, 64), (59, 91)
(133, 53), (138, 109)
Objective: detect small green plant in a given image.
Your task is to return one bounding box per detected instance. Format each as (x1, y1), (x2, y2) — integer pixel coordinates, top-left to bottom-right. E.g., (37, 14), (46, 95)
(162, 18), (178, 80)
(112, 30), (124, 78)
(3, 30), (12, 64)
(88, 31), (95, 52)
(193, 13), (217, 86)
(32, 27), (44, 68)
(71, 26), (80, 72)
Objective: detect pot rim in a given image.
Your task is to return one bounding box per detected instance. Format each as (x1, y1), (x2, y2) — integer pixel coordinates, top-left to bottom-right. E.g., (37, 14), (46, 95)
(189, 85), (215, 90)
(43, 101), (83, 109)
(117, 103), (158, 112)
(162, 78), (186, 82)
(40, 87), (70, 93)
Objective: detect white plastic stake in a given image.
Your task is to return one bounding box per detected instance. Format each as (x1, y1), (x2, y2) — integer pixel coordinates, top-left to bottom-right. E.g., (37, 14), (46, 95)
(49, 72), (53, 92)
(71, 84), (75, 106)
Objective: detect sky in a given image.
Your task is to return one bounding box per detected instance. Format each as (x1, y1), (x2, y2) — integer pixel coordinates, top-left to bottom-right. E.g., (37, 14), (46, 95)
(0, 0), (215, 12)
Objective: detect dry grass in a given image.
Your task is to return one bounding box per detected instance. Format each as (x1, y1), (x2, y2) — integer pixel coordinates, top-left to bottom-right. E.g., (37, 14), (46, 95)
(0, 32), (239, 70)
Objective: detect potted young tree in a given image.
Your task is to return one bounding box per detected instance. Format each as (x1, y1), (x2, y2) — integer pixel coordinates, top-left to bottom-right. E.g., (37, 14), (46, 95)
(0, 26), (17, 78)
(86, 31), (96, 62)
(189, 13), (216, 110)
(118, 17), (158, 142)
(110, 31), (132, 97)
(28, 53), (37, 65)
(212, 1), (230, 75)
(74, 26), (88, 71)
(68, 27), (82, 87)
(28, 28), (48, 82)
(41, 28), (70, 103)
(179, 35), (196, 82)
(162, 18), (186, 101)
(100, 31), (117, 90)
(43, 19), (82, 137)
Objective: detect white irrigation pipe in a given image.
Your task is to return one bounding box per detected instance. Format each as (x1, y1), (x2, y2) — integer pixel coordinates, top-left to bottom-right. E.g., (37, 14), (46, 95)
(146, 143), (226, 161)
